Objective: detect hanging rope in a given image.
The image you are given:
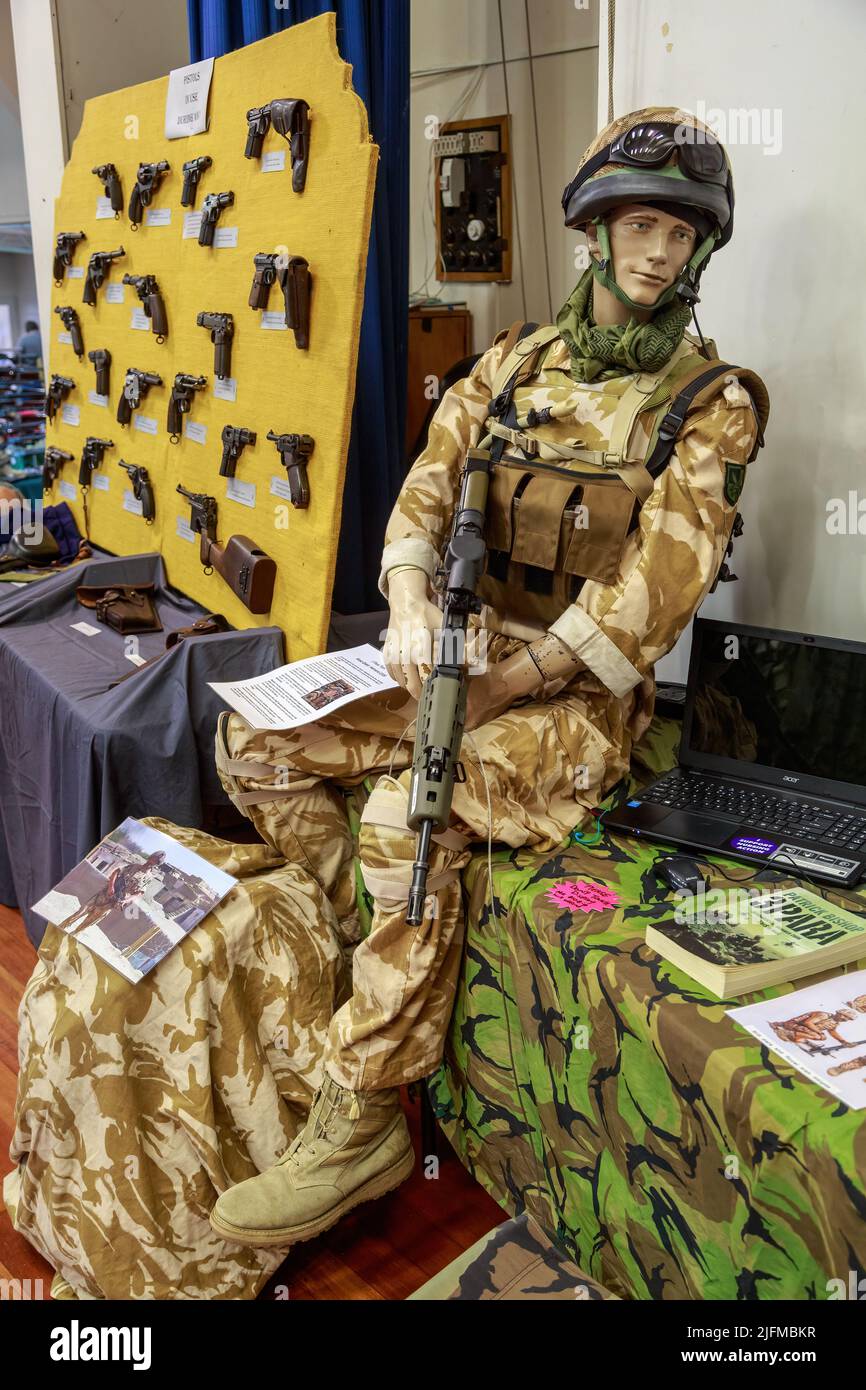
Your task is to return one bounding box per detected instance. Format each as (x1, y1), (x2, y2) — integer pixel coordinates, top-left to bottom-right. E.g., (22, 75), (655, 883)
(607, 0), (616, 124)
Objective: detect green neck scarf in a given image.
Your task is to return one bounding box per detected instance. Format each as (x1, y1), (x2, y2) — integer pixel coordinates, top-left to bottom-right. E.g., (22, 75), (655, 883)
(556, 267), (692, 382)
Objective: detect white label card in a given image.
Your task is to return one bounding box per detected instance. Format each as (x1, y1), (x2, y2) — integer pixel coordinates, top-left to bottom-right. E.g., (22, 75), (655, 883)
(270, 475), (294, 503)
(104, 283), (125, 304)
(164, 57), (214, 139)
(126, 652), (148, 667)
(71, 621), (101, 637)
(57, 331), (72, 346)
(134, 414), (158, 436)
(66, 266), (84, 280)
(61, 403), (80, 426)
(144, 207), (171, 228)
(122, 490), (144, 517)
(226, 478), (256, 508)
(213, 226), (239, 249)
(130, 308), (151, 331)
(88, 391), (109, 409)
(58, 481), (76, 500)
(95, 197), (115, 220)
(184, 420), (207, 445)
(177, 516), (195, 542)
(261, 311), (288, 331)
(183, 211), (203, 239)
(261, 149), (286, 173)
(92, 473), (110, 492)
(213, 377), (237, 403)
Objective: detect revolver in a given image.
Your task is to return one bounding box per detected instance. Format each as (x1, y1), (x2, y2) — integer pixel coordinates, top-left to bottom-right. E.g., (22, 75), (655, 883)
(198, 191), (234, 247)
(279, 256), (312, 349)
(248, 252), (279, 310)
(118, 460), (155, 523)
(219, 424), (257, 478)
(88, 348), (111, 397)
(167, 373), (207, 441)
(117, 368), (163, 427)
(78, 436), (115, 488)
(43, 447), (74, 492)
(44, 374), (76, 422)
(122, 274), (168, 342)
(128, 160), (171, 226)
(266, 430), (315, 508)
(196, 312), (234, 380)
(269, 98), (312, 193)
(54, 305), (84, 359)
(53, 230), (86, 284)
(83, 247), (125, 306)
(181, 155), (212, 208)
(244, 104), (272, 160)
(92, 163), (123, 215)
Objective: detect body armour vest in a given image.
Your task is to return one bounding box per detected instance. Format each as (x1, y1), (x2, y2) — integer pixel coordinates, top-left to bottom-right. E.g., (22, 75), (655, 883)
(466, 322), (769, 631)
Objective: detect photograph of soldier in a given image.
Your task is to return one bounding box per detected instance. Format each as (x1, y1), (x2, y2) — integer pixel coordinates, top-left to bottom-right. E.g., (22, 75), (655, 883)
(303, 678), (355, 711)
(769, 1007), (866, 1056)
(58, 851), (168, 939)
(210, 106), (770, 1251)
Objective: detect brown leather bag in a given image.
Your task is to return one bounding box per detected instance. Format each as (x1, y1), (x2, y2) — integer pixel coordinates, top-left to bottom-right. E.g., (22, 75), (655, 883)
(76, 583), (163, 634)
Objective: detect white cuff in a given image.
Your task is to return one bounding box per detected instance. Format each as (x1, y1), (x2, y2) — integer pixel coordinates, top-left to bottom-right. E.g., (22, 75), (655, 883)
(549, 606), (642, 698)
(378, 537), (439, 600)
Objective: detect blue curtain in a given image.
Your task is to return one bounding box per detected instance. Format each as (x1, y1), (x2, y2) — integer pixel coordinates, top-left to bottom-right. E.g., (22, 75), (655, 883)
(188, 0), (408, 614)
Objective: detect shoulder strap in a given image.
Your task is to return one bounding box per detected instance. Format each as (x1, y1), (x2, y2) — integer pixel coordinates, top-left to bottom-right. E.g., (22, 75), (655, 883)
(646, 362), (769, 477)
(490, 322), (557, 401)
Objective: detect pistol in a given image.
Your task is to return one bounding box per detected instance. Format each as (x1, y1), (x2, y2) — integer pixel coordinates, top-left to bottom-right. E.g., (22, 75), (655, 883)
(198, 191), (234, 247)
(176, 483), (276, 613)
(117, 368), (163, 426)
(54, 305), (84, 359)
(78, 436), (115, 489)
(244, 104), (272, 160)
(128, 160), (171, 227)
(279, 256), (312, 349)
(219, 424), (257, 478)
(196, 312), (234, 380)
(43, 447), (74, 492)
(44, 374), (75, 422)
(92, 163), (123, 215)
(167, 373), (207, 441)
(249, 252), (279, 310)
(118, 460), (155, 523)
(88, 348), (111, 397)
(122, 274), (168, 341)
(82, 246), (125, 306)
(266, 430), (315, 509)
(406, 450), (492, 924)
(269, 98), (311, 193)
(53, 231), (86, 284)
(181, 155), (212, 209)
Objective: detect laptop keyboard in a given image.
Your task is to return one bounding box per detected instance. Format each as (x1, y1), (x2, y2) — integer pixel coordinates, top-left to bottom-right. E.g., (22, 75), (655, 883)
(644, 773), (866, 853)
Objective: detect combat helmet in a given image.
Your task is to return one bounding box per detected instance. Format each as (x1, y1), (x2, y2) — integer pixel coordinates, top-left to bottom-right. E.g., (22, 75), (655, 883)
(561, 106), (735, 314)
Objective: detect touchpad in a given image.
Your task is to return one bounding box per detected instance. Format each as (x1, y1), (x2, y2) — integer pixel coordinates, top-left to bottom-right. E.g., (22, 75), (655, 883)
(656, 811), (731, 846)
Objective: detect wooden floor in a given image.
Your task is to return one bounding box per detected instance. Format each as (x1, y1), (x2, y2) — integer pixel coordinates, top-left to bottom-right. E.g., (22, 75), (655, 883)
(0, 902), (503, 1301)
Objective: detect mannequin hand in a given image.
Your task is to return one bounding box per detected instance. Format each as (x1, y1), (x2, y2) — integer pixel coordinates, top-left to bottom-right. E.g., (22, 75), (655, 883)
(464, 646), (543, 732)
(383, 567), (441, 699)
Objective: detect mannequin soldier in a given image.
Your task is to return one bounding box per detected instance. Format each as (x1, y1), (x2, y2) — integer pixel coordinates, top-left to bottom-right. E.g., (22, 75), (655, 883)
(209, 107), (769, 1247)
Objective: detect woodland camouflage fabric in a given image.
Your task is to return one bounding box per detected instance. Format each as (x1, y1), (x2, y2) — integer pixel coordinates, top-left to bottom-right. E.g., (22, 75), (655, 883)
(428, 732), (866, 1301)
(4, 822), (351, 1301)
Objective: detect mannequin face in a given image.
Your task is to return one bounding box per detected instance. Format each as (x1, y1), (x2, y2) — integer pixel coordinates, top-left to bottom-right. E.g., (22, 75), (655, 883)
(586, 203), (698, 324)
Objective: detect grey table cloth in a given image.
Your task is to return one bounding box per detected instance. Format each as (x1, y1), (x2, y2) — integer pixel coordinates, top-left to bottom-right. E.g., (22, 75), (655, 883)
(0, 551), (283, 943)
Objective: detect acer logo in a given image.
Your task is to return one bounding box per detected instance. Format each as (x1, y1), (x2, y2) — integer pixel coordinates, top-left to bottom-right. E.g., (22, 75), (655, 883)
(782, 775), (800, 783)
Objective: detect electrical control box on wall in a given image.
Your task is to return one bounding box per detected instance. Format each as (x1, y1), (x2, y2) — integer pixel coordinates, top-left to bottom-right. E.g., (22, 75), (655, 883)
(434, 115), (511, 283)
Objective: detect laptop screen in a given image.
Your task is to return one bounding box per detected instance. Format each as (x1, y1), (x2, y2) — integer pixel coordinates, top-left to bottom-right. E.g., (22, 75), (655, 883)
(681, 621), (866, 794)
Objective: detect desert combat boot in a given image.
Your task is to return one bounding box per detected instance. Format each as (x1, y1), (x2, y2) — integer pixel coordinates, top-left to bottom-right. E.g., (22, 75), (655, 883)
(209, 1072), (415, 1247)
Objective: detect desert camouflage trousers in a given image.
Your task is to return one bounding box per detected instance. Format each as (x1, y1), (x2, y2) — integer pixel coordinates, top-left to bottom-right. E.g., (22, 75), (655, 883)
(215, 637), (634, 1092)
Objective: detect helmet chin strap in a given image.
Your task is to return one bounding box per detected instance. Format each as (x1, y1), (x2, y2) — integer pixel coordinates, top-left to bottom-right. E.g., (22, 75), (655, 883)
(590, 218), (718, 314)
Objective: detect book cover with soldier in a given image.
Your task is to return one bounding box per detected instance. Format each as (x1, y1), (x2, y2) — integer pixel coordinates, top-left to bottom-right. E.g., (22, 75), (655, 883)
(32, 817), (236, 983)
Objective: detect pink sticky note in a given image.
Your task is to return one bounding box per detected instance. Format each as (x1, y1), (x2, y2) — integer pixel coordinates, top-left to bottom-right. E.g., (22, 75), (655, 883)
(546, 879), (620, 913)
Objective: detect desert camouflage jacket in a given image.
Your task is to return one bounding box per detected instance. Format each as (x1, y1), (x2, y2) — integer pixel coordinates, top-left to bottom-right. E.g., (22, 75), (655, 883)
(380, 324), (765, 707)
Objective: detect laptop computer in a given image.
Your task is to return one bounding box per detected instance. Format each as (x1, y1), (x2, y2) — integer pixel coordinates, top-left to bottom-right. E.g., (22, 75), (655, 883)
(606, 618), (866, 886)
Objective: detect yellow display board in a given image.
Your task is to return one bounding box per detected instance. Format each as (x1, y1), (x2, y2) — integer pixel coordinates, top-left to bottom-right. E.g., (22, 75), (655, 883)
(45, 13), (377, 659)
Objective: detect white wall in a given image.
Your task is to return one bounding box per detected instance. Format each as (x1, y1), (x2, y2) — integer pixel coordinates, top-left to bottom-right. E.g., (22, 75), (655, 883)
(410, 0), (598, 352)
(604, 0), (866, 680)
(0, 253), (40, 346)
(0, 0), (32, 224)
